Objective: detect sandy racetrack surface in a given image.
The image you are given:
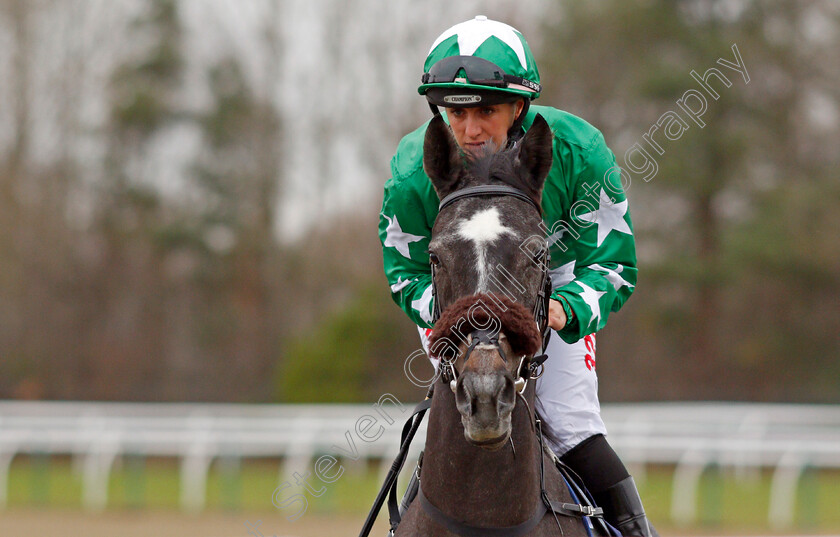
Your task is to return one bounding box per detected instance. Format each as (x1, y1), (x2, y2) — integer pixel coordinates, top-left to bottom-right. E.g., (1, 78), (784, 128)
(0, 510), (389, 537)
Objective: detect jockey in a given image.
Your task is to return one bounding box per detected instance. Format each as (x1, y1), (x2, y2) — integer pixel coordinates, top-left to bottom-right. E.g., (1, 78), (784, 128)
(379, 16), (655, 536)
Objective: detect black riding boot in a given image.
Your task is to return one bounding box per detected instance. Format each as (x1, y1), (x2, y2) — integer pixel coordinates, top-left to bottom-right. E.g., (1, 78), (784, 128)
(560, 434), (657, 537)
(592, 476), (657, 537)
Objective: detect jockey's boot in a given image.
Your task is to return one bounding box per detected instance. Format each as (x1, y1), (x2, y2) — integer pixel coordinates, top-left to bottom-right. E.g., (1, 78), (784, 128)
(593, 476), (658, 537)
(560, 434), (657, 537)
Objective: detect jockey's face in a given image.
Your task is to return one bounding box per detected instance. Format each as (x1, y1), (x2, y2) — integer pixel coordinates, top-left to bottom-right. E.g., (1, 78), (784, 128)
(444, 99), (525, 155)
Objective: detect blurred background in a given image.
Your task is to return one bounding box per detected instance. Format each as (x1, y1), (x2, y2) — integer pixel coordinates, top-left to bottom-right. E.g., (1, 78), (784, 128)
(0, 0), (838, 536)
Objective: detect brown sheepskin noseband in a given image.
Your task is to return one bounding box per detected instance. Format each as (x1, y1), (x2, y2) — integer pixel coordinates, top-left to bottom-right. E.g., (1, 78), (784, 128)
(428, 293), (541, 359)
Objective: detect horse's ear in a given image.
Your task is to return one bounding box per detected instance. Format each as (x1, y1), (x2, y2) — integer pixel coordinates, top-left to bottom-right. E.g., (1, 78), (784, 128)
(423, 115), (463, 198)
(516, 114), (553, 198)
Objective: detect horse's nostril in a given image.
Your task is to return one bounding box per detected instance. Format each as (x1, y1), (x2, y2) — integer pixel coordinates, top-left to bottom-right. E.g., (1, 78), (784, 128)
(498, 377), (516, 412)
(454, 378), (473, 416)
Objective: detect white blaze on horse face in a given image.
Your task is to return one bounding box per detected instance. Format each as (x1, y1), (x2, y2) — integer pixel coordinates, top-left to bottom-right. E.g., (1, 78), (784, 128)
(456, 207), (514, 292)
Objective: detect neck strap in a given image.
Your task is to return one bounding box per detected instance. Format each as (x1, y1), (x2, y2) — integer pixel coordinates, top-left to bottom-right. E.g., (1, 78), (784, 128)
(417, 484), (547, 537)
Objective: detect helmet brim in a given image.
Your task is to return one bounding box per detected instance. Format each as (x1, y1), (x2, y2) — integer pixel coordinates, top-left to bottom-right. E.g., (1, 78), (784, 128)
(419, 83), (537, 108)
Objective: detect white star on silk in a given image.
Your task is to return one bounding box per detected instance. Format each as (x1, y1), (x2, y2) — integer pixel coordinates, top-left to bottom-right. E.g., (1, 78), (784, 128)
(549, 260), (576, 288)
(577, 282), (606, 328)
(547, 226), (567, 246)
(383, 214), (424, 259)
(589, 264), (634, 291)
(390, 277), (415, 294)
(429, 18), (528, 70)
(411, 284), (434, 324)
(577, 188), (633, 248)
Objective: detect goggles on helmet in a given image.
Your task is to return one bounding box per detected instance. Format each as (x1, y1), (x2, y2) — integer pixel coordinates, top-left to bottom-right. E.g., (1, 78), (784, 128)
(421, 55), (541, 93)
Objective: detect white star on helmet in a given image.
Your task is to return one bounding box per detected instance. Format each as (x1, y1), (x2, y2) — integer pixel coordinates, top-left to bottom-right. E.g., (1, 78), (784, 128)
(429, 16), (528, 70)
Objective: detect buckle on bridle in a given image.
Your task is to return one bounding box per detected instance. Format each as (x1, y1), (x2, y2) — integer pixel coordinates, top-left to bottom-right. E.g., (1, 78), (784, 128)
(447, 360), (458, 393)
(580, 505), (597, 517)
(515, 355), (529, 393)
(444, 332), (486, 392)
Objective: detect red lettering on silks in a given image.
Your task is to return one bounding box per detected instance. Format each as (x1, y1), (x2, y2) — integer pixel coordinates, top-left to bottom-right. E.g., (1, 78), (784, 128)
(584, 334), (596, 353)
(584, 334), (597, 371)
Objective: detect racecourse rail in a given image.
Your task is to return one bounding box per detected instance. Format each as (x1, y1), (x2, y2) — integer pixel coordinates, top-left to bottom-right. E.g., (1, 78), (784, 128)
(1, 399), (839, 528)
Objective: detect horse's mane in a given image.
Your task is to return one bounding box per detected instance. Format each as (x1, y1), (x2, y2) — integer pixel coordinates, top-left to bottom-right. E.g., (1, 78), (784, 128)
(429, 293), (542, 358)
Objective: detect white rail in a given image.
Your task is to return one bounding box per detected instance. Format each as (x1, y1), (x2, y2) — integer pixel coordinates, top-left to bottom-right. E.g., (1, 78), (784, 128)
(1, 399), (838, 528)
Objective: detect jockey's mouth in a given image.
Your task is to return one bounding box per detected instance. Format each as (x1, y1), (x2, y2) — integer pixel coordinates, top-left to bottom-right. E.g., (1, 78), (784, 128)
(463, 140), (488, 152)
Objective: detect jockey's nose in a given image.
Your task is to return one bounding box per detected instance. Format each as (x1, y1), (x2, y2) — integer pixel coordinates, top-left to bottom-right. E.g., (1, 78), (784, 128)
(464, 114), (483, 139)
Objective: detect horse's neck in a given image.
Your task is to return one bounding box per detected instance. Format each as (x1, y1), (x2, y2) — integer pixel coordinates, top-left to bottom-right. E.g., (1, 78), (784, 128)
(420, 382), (542, 525)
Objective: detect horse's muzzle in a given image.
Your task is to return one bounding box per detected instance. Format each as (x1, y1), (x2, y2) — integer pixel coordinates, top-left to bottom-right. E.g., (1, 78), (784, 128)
(455, 370), (515, 449)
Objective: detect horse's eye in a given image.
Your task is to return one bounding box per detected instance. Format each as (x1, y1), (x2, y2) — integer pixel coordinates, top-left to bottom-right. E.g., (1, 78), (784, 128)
(429, 252), (441, 266)
(532, 247), (547, 263)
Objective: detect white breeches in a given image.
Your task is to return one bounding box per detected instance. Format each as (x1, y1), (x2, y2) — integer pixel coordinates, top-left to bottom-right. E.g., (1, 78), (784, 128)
(417, 326), (607, 456)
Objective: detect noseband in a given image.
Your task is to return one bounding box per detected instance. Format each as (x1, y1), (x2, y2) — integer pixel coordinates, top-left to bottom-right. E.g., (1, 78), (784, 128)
(430, 184), (553, 390)
(440, 328), (544, 396)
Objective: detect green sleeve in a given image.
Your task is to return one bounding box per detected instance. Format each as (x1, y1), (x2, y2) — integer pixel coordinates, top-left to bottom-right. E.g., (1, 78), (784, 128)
(551, 131), (638, 343)
(379, 170), (436, 328)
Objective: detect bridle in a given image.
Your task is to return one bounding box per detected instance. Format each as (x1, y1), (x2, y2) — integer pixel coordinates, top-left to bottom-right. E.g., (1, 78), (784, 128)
(365, 184), (608, 537)
(430, 184), (553, 392)
(416, 184), (608, 535)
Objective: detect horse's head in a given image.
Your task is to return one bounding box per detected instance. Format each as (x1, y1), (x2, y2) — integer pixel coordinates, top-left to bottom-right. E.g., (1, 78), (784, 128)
(424, 114), (554, 450)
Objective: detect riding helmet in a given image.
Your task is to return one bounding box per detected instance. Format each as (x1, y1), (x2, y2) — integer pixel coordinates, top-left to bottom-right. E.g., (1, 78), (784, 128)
(419, 16), (542, 108)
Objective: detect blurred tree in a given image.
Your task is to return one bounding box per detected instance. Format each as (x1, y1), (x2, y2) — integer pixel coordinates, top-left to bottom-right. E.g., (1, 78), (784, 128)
(86, 0), (288, 401)
(276, 212), (426, 403)
(77, 0), (187, 400)
(0, 0), (113, 398)
(541, 0), (840, 400)
(279, 280), (436, 403)
(1, 0), (835, 404)
(0, 0), (38, 397)
(280, 285), (391, 403)
(187, 52), (284, 401)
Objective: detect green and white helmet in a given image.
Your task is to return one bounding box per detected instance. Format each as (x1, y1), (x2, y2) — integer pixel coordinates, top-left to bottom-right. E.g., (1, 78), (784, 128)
(418, 16), (542, 108)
